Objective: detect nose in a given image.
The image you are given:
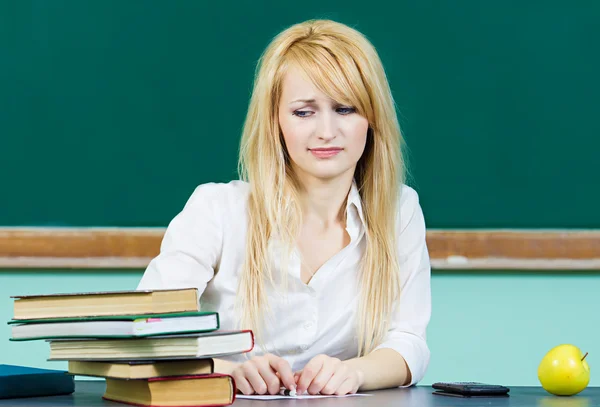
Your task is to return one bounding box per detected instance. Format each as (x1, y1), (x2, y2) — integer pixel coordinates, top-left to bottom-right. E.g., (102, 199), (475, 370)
(317, 112), (338, 142)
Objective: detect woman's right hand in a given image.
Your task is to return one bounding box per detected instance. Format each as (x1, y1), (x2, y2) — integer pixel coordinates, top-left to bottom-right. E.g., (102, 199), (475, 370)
(231, 353), (296, 395)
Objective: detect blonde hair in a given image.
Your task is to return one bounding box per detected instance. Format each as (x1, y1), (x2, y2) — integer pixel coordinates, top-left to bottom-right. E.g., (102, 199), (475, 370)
(237, 19), (404, 357)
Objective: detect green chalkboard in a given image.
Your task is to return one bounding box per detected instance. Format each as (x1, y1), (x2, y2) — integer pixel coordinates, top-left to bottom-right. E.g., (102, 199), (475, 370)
(1, 1), (598, 228)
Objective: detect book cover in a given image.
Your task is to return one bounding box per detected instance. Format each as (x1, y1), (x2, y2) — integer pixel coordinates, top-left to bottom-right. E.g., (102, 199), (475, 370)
(11, 288), (200, 320)
(11, 288), (196, 299)
(0, 364), (75, 399)
(102, 373), (236, 407)
(9, 311), (220, 341)
(48, 330), (255, 361)
(68, 359), (215, 380)
(8, 311), (217, 324)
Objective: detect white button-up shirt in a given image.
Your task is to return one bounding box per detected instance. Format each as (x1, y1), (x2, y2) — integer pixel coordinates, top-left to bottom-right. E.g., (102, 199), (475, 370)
(137, 180), (431, 386)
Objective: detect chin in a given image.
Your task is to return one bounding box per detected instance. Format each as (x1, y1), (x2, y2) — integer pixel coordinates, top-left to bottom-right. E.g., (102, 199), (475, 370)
(304, 166), (353, 181)
(293, 159), (356, 182)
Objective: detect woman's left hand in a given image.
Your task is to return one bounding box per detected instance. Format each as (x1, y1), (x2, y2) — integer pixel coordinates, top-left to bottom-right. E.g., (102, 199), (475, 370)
(294, 355), (364, 395)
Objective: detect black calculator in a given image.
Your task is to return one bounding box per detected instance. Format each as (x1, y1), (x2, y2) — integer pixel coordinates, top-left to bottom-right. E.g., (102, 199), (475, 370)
(432, 382), (510, 398)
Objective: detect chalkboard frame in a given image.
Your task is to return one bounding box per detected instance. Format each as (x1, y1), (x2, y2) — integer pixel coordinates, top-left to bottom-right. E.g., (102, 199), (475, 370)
(1, 228), (599, 271)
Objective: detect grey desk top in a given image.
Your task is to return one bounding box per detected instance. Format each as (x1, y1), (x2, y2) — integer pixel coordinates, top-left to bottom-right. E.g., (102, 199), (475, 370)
(0, 381), (598, 407)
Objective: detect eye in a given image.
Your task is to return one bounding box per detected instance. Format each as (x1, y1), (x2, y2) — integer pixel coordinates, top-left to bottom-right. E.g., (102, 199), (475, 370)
(336, 106), (356, 115)
(292, 110), (314, 118)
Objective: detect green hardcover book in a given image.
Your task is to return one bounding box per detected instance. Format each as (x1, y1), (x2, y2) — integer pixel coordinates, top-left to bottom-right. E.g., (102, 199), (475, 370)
(8, 311), (219, 341)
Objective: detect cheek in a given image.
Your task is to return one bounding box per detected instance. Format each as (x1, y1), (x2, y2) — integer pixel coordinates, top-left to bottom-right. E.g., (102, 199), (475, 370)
(346, 119), (369, 156)
(280, 118), (308, 157)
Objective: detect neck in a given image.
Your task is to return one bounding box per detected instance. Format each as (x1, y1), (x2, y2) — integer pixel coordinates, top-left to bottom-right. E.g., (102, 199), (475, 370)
(295, 169), (355, 229)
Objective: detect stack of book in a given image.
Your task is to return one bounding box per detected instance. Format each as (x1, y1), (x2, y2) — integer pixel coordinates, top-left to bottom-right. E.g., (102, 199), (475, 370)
(9, 288), (254, 406)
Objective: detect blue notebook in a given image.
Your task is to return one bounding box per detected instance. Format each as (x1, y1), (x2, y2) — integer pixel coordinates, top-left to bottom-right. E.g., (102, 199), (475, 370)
(0, 364), (75, 399)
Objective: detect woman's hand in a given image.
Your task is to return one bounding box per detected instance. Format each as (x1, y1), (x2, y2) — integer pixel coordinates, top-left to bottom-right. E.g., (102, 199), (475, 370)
(231, 353), (296, 395)
(295, 354), (365, 395)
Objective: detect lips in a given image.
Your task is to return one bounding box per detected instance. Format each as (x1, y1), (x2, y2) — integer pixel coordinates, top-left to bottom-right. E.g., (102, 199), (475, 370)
(309, 147), (343, 158)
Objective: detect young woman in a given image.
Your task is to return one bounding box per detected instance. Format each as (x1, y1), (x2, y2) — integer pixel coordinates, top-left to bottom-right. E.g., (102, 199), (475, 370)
(137, 19), (431, 396)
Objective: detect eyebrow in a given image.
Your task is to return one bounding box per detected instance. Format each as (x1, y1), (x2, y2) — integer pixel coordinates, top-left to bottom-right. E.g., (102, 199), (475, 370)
(289, 98), (316, 105)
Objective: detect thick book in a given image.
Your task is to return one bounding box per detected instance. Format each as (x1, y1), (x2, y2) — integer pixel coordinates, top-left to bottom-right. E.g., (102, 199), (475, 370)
(11, 288), (199, 320)
(9, 311), (219, 341)
(68, 359), (214, 379)
(0, 364), (74, 399)
(48, 330), (254, 361)
(103, 374), (236, 407)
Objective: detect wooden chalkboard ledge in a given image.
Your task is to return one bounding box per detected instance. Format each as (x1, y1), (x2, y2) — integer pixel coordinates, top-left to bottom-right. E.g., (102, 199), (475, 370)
(0, 228), (599, 271)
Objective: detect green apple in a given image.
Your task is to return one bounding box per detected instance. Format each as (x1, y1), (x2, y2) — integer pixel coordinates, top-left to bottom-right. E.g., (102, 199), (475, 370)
(538, 344), (590, 396)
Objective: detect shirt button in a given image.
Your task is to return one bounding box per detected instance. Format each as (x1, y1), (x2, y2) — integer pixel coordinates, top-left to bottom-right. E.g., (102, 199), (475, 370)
(303, 322), (313, 329)
(301, 344), (309, 350)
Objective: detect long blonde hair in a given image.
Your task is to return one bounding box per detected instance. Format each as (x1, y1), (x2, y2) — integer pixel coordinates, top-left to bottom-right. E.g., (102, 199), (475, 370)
(237, 19), (405, 357)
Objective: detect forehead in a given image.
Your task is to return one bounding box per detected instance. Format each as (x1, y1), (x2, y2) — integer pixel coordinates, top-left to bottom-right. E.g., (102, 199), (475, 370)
(279, 66), (323, 101)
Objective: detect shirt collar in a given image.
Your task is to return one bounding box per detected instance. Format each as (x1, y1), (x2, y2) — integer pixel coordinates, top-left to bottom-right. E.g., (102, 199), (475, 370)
(346, 180), (366, 230)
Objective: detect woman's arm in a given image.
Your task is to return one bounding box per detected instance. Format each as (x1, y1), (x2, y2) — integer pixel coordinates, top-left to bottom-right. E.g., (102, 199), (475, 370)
(137, 183), (224, 292)
(342, 348), (410, 390)
(366, 186), (431, 387)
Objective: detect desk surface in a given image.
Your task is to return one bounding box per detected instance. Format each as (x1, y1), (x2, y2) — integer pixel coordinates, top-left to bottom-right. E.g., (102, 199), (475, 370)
(0, 381), (598, 407)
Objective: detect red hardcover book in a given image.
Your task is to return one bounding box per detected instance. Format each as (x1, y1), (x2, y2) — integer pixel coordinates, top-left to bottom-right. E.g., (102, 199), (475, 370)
(102, 373), (236, 407)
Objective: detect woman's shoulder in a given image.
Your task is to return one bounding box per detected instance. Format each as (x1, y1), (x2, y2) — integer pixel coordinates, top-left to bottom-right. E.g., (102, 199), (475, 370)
(187, 179), (250, 199)
(398, 184), (420, 209)
(397, 184), (425, 232)
(183, 180), (250, 214)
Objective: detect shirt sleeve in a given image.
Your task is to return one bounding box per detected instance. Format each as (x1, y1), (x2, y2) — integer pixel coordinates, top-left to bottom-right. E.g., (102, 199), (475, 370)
(373, 186), (432, 386)
(136, 183), (224, 296)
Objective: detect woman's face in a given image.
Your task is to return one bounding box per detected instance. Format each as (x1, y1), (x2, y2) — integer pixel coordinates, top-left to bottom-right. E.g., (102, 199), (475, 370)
(278, 66), (369, 183)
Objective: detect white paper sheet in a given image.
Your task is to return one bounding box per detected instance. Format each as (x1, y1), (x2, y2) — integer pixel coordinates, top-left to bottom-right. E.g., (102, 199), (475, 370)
(236, 393), (371, 400)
